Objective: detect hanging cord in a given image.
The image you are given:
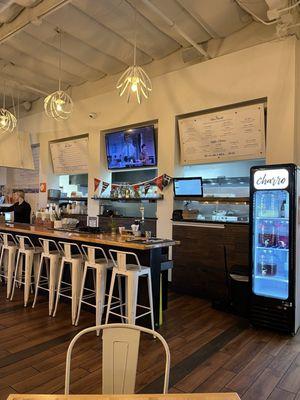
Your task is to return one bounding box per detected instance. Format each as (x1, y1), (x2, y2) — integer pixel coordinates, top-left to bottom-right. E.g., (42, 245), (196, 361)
(57, 28), (62, 92)
(133, 9), (137, 66)
(15, 92), (23, 167)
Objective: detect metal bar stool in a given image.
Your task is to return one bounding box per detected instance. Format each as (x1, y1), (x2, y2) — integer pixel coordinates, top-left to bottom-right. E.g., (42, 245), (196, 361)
(75, 245), (124, 331)
(52, 241), (84, 325)
(105, 249), (154, 330)
(32, 238), (62, 315)
(0, 232), (18, 299)
(10, 235), (42, 306)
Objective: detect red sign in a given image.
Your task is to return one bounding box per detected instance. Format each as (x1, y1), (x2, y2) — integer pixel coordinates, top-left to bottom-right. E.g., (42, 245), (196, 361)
(40, 182), (47, 193)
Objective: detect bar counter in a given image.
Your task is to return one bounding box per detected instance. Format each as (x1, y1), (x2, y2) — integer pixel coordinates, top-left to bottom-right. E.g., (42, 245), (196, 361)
(0, 223), (178, 329)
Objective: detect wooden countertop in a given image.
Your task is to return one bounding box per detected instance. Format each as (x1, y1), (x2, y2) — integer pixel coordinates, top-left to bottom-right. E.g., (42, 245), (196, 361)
(0, 223), (178, 250)
(7, 394), (241, 400)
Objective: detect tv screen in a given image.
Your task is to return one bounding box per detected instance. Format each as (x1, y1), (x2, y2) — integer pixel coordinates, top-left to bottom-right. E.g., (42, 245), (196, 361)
(173, 177), (203, 197)
(105, 125), (157, 169)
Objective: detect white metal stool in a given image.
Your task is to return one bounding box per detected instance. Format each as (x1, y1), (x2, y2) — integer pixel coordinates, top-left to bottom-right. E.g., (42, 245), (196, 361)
(75, 245), (118, 330)
(0, 232), (18, 299)
(52, 241), (84, 325)
(105, 249), (154, 330)
(32, 238), (62, 315)
(10, 235), (42, 306)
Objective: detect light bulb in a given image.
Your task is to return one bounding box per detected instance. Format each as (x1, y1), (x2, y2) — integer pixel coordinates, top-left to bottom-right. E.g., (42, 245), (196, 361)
(130, 77), (139, 92)
(55, 98), (65, 112)
(0, 117), (6, 127)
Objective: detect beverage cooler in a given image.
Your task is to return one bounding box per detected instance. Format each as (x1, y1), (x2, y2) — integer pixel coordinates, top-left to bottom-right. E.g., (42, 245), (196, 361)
(250, 164), (300, 335)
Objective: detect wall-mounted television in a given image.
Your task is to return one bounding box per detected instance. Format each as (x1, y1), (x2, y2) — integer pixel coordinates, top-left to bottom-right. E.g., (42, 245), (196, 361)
(173, 177), (203, 197)
(105, 125), (157, 170)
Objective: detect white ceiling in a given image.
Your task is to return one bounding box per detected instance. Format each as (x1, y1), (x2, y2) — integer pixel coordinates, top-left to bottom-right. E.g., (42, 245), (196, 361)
(0, 0), (271, 108)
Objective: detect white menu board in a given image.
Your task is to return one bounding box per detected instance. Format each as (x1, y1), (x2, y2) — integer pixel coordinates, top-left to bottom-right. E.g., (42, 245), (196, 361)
(50, 136), (89, 174)
(178, 103), (265, 165)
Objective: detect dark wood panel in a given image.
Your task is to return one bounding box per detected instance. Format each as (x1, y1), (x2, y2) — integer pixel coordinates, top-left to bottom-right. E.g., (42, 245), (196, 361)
(172, 224), (249, 302)
(98, 217), (157, 236)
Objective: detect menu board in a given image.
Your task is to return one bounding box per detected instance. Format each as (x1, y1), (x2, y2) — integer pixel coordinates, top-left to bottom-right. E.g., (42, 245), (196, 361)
(178, 103), (265, 165)
(50, 136), (88, 174)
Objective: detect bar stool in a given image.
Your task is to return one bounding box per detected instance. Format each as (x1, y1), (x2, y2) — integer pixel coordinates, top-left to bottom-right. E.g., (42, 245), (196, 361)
(52, 241), (84, 325)
(32, 238), (62, 316)
(0, 232), (18, 299)
(10, 235), (42, 307)
(105, 249), (154, 330)
(75, 245), (120, 330)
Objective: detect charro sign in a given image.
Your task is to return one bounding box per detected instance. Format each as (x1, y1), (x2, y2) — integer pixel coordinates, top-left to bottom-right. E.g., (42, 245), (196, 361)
(254, 169), (289, 190)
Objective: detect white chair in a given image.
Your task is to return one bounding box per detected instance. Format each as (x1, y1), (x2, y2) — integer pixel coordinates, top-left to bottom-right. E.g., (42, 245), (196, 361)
(65, 323), (170, 394)
(10, 235), (42, 307)
(105, 250), (154, 330)
(0, 232), (18, 299)
(75, 245), (123, 332)
(32, 238), (62, 316)
(52, 241), (84, 325)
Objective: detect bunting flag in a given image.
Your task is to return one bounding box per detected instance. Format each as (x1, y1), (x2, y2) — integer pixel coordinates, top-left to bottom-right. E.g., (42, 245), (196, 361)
(154, 175), (163, 191)
(101, 181), (110, 194)
(162, 174), (172, 188)
(144, 182), (151, 195)
(133, 184), (140, 191)
(94, 178), (101, 192)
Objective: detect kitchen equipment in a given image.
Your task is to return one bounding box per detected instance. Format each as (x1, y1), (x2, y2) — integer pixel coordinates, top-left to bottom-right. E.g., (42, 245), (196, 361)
(48, 189), (61, 199)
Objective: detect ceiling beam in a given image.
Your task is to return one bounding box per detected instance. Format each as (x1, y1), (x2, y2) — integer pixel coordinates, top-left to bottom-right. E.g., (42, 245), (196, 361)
(0, 0), (71, 43)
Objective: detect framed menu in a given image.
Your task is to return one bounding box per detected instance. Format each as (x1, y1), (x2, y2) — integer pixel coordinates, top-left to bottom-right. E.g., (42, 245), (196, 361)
(178, 103), (265, 165)
(50, 135), (89, 174)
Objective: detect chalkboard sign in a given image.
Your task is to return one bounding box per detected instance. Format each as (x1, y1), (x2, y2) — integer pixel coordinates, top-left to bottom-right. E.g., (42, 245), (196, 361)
(50, 136), (88, 175)
(178, 103), (265, 165)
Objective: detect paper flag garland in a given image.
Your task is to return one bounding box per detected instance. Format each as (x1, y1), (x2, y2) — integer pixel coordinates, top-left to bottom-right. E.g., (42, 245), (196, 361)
(101, 181), (110, 194)
(144, 182), (151, 194)
(154, 175), (163, 191)
(162, 174), (172, 188)
(94, 178), (101, 192)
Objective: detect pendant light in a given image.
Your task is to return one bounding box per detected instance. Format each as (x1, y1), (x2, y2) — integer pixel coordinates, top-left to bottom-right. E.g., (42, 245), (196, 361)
(44, 29), (73, 120)
(116, 10), (152, 104)
(0, 83), (17, 133)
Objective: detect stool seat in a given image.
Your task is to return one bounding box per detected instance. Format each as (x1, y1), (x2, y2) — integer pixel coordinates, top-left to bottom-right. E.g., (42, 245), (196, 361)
(124, 264), (150, 275)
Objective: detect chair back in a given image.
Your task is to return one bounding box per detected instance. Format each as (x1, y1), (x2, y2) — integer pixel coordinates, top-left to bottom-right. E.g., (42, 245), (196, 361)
(58, 241), (83, 260)
(16, 235), (35, 251)
(81, 245), (108, 264)
(109, 249), (141, 272)
(0, 232), (17, 247)
(39, 238), (60, 256)
(65, 323), (170, 395)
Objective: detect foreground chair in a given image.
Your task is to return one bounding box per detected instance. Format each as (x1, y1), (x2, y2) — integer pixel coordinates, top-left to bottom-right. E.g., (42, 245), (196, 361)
(0, 232), (18, 299)
(65, 323), (170, 394)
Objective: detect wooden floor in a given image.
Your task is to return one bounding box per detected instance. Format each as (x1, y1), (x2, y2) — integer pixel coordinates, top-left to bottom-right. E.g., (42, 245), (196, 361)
(0, 287), (300, 400)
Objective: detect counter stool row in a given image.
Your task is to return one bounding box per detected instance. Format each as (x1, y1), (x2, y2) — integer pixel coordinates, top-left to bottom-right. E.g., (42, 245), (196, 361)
(0, 232), (154, 330)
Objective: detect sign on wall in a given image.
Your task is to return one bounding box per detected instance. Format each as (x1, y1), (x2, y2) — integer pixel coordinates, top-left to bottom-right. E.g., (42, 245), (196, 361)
(50, 136), (89, 175)
(178, 103), (265, 165)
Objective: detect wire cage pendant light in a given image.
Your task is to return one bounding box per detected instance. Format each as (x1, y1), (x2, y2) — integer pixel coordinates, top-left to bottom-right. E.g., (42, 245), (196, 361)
(44, 29), (73, 120)
(116, 12), (152, 104)
(0, 84), (17, 133)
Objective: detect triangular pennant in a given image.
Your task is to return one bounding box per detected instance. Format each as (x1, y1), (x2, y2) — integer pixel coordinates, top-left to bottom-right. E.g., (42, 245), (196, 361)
(162, 174), (172, 188)
(133, 184), (139, 191)
(144, 182), (151, 195)
(94, 178), (101, 192)
(101, 181), (110, 194)
(154, 175), (163, 191)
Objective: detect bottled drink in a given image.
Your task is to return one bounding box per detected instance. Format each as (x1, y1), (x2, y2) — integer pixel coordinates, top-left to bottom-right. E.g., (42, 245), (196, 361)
(257, 250), (277, 276)
(258, 220), (278, 247)
(277, 221), (289, 249)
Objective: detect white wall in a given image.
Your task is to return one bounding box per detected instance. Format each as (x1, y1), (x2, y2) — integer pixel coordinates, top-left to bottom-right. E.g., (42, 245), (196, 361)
(19, 36), (298, 239)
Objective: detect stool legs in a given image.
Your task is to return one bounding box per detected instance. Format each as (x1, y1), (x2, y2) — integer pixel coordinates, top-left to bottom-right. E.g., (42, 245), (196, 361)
(32, 255), (44, 309)
(49, 256), (59, 316)
(6, 248), (17, 299)
(24, 252), (34, 307)
(71, 259), (82, 325)
(105, 269), (116, 324)
(75, 263), (89, 327)
(126, 274), (139, 325)
(96, 267), (107, 328)
(147, 273), (155, 331)
(10, 251), (21, 301)
(52, 258), (65, 318)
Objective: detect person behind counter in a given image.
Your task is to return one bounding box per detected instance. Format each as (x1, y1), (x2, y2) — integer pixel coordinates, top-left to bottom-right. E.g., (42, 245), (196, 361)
(0, 190), (31, 224)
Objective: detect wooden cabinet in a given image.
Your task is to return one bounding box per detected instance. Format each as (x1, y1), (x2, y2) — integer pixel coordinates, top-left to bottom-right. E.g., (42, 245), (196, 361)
(172, 222), (249, 302)
(98, 216), (157, 235)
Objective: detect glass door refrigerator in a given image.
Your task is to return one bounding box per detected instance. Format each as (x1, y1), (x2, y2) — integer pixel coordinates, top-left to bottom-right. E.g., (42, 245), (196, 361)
(250, 163), (300, 335)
